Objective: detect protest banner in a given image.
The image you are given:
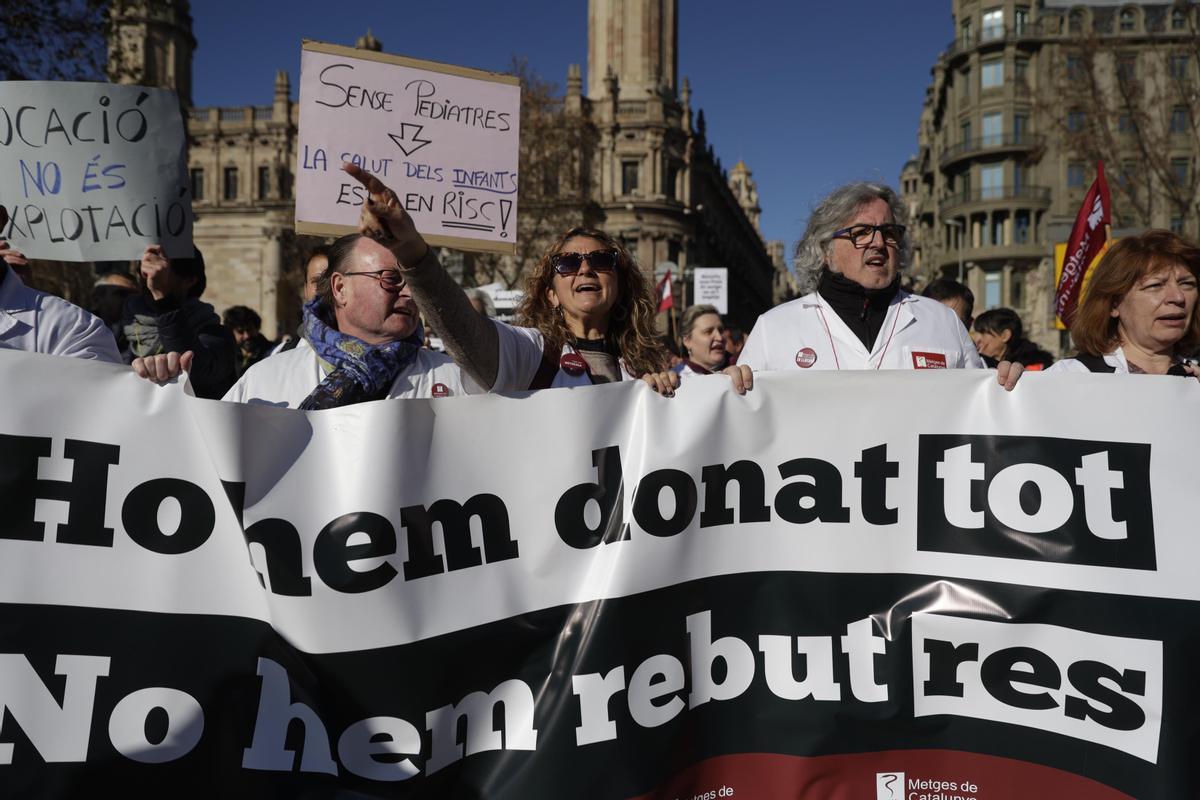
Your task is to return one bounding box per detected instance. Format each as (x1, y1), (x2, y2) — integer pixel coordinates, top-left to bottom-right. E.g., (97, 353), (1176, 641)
(295, 41), (520, 254)
(0, 82), (192, 260)
(1, 350), (1197, 798)
(693, 267), (728, 314)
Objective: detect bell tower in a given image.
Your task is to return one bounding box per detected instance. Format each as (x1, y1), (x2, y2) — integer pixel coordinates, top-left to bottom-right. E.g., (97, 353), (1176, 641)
(588, 0), (678, 100)
(107, 0), (196, 106)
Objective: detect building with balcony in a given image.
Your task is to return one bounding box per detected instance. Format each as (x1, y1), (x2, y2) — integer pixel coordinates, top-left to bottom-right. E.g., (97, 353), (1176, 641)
(903, 1), (1200, 354)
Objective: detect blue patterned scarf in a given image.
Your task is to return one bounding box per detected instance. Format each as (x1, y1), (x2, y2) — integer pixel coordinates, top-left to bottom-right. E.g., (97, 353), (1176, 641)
(299, 299), (424, 410)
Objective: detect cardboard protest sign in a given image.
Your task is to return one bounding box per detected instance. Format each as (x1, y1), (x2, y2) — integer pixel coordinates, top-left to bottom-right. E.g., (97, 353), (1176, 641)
(295, 41), (521, 254)
(0, 82), (192, 260)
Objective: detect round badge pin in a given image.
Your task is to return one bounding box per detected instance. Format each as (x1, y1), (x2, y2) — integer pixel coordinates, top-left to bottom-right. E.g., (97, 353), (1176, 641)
(795, 347), (818, 368)
(560, 353), (589, 376)
(431, 383), (450, 398)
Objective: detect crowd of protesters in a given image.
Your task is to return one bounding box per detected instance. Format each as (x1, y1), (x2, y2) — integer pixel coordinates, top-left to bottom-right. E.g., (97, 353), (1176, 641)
(3, 171), (1199, 401)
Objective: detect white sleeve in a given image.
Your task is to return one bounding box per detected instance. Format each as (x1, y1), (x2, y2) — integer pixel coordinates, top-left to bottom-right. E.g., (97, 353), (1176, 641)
(490, 321), (547, 392)
(1045, 358), (1088, 374)
(738, 318), (770, 371)
(44, 304), (123, 364)
(957, 319), (985, 368)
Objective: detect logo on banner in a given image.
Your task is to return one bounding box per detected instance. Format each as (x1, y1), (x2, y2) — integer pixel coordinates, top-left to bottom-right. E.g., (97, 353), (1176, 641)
(876, 772), (905, 799)
(916, 434), (1155, 569)
(795, 347), (818, 368)
(911, 351), (947, 369)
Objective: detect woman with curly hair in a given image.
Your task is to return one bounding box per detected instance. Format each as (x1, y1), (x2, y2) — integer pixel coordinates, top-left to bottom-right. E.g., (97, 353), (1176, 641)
(341, 164), (679, 394)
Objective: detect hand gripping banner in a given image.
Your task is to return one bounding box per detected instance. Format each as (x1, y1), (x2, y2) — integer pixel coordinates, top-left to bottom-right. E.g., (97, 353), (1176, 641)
(0, 349), (1197, 799)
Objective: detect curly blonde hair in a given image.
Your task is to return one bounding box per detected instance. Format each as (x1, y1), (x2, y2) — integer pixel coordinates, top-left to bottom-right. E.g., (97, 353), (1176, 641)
(516, 227), (668, 377)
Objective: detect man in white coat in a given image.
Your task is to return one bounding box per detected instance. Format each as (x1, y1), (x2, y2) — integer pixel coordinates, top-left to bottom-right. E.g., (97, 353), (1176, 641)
(736, 182), (1020, 389)
(0, 207), (122, 363)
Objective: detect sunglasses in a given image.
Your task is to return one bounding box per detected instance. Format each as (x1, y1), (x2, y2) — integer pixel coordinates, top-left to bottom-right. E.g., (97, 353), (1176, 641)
(551, 249), (619, 275)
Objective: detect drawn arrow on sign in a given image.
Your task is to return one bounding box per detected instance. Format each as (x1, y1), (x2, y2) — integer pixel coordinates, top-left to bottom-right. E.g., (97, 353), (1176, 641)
(387, 124), (433, 157)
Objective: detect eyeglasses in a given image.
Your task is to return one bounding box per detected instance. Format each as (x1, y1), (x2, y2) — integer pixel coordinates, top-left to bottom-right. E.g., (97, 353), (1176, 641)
(550, 249), (619, 275)
(830, 223), (906, 248)
(341, 269), (406, 290)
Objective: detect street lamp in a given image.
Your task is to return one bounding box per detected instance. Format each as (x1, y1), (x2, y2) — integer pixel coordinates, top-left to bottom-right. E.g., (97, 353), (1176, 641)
(945, 218), (966, 282)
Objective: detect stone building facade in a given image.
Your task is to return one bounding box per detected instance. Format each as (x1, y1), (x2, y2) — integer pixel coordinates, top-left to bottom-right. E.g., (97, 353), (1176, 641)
(903, 0), (1200, 354)
(109, 0), (783, 335)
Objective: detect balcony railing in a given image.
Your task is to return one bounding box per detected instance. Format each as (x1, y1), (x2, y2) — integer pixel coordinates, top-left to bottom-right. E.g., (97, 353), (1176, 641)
(940, 185), (1051, 213)
(940, 132), (1044, 163)
(945, 22), (1044, 57)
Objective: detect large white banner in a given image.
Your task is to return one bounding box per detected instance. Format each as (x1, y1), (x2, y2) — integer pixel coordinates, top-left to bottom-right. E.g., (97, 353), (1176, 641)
(0, 82), (192, 260)
(0, 348), (1196, 798)
(294, 41), (520, 254)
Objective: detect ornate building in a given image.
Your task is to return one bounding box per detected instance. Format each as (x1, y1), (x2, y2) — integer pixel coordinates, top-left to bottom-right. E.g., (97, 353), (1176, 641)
(904, 0), (1200, 354)
(110, 0), (783, 334)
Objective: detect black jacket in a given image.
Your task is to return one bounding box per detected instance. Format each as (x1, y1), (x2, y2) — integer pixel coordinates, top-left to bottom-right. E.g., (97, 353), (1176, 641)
(121, 294), (237, 399)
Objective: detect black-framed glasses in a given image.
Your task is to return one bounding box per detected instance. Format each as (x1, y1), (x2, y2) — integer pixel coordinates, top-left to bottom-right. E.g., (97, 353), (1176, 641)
(551, 249), (619, 275)
(830, 223), (906, 248)
(342, 269), (406, 290)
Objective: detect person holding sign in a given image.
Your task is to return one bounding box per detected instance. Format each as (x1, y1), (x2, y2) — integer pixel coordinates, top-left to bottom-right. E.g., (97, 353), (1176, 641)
(736, 182), (1021, 390)
(1048, 230), (1200, 377)
(342, 164), (680, 395)
(0, 207), (122, 363)
(678, 304), (728, 376)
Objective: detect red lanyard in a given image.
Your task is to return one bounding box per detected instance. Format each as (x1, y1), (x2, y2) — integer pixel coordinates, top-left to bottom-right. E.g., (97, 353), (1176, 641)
(815, 301), (901, 370)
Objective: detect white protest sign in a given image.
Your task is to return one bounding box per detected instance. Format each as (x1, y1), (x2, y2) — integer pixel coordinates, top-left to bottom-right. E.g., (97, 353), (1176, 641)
(0, 82), (192, 260)
(694, 267), (728, 314)
(295, 41), (520, 254)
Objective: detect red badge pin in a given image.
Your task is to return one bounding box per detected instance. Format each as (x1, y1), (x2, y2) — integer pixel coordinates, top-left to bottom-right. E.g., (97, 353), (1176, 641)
(560, 353), (589, 376)
(795, 347), (818, 368)
(911, 351), (947, 369)
(431, 383), (450, 397)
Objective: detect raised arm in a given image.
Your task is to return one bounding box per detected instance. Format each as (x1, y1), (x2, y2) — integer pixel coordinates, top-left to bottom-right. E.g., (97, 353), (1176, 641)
(343, 163), (503, 390)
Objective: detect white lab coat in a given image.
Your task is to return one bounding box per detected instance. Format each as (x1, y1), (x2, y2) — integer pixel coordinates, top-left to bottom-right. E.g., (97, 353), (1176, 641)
(491, 322), (635, 390)
(0, 267), (122, 363)
(223, 338), (482, 407)
(740, 290), (984, 372)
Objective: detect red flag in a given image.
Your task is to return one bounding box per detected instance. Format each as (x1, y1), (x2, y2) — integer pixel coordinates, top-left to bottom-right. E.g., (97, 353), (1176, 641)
(656, 271), (674, 313)
(1055, 161), (1111, 328)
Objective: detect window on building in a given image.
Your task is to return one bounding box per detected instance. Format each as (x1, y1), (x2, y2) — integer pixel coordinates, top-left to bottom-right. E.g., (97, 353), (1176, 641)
(982, 8), (1004, 40)
(981, 59), (1004, 88)
(1011, 270), (1024, 307)
(1014, 6), (1030, 35)
(257, 166), (271, 200)
(1013, 113), (1029, 142)
(1014, 57), (1029, 85)
(1066, 54), (1083, 81)
(960, 18), (973, 47)
(542, 165), (560, 197)
(1170, 55), (1191, 80)
(1118, 113), (1136, 133)
(664, 161), (678, 201)
(961, 119), (973, 146)
(960, 67), (971, 99)
(1066, 109), (1086, 132)
(981, 164), (1003, 199)
(1015, 210), (1031, 244)
(1119, 8), (1137, 32)
(1014, 163), (1028, 191)
(190, 168), (204, 201)
(621, 160), (639, 195)
(1171, 106), (1190, 133)
(992, 213), (1006, 245)
(278, 169), (292, 200)
(1069, 10), (1086, 34)
(960, 169), (972, 196)
(985, 272), (1002, 309)
(1116, 54), (1137, 81)
(1171, 157), (1190, 186)
(668, 240), (681, 265)
(1067, 162), (1085, 188)
(223, 166), (238, 201)
(982, 112), (1003, 145)
(1119, 159), (1138, 190)
(1171, 216), (1185, 234)
(1172, 8), (1187, 30)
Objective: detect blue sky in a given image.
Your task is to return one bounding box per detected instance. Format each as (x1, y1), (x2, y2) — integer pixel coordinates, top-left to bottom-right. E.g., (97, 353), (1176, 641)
(193, 1), (954, 266)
